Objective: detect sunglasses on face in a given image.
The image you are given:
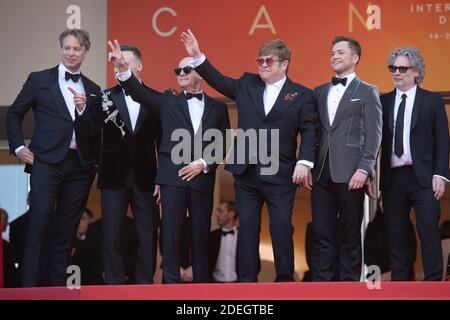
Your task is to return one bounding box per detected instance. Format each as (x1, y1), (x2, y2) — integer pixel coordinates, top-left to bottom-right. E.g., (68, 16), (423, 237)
(388, 65), (413, 73)
(255, 57), (282, 67)
(174, 66), (194, 76)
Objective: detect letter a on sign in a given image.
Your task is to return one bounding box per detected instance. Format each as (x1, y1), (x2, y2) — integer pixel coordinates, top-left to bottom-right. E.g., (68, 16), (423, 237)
(66, 5), (81, 29)
(249, 5), (277, 35)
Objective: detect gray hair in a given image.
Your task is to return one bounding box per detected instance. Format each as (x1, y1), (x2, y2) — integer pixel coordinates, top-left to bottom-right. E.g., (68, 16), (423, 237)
(59, 29), (91, 51)
(387, 47), (425, 84)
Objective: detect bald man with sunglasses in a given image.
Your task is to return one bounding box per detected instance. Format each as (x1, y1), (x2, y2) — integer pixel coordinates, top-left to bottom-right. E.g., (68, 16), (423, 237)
(181, 29), (316, 283)
(107, 41), (230, 284)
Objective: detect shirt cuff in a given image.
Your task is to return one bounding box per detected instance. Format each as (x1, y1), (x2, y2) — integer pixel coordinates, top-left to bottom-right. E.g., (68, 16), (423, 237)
(76, 105), (86, 115)
(15, 145), (25, 156)
(433, 175), (449, 183)
(190, 54), (206, 68)
(296, 160), (314, 169)
(199, 158), (209, 174)
(357, 169), (368, 175)
(116, 68), (132, 82)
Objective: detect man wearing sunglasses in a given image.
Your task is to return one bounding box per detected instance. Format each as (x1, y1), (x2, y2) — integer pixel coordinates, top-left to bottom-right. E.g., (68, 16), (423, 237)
(379, 47), (449, 281)
(181, 29), (316, 283)
(311, 36), (382, 282)
(107, 40), (230, 284)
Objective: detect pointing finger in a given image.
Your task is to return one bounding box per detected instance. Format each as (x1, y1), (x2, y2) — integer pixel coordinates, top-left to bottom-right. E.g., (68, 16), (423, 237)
(68, 87), (79, 96)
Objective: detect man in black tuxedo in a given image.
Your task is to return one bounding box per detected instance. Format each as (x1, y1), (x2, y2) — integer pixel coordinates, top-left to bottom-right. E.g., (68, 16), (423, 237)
(181, 30), (317, 282)
(108, 40), (230, 283)
(312, 36), (382, 281)
(98, 45), (161, 284)
(5, 29), (101, 287)
(208, 201), (239, 282)
(380, 47), (449, 281)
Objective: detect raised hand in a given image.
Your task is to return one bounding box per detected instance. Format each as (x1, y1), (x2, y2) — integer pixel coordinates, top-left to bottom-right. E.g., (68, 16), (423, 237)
(107, 39), (128, 72)
(68, 87), (86, 112)
(180, 29), (202, 59)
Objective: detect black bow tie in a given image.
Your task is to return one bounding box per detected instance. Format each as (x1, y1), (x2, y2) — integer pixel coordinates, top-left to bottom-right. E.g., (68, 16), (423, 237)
(65, 71), (81, 83)
(221, 229), (235, 236)
(331, 77), (347, 86)
(185, 92), (203, 100)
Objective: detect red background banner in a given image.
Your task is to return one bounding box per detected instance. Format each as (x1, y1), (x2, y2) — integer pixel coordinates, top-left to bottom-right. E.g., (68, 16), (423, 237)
(107, 0), (450, 95)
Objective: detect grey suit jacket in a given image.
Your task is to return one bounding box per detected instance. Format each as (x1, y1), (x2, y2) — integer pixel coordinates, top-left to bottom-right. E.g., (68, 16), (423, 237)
(312, 77), (382, 183)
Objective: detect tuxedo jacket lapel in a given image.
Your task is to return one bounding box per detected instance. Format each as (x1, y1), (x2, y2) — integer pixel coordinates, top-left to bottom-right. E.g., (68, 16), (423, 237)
(319, 85), (331, 129)
(134, 103), (148, 134)
(266, 78), (303, 120)
(177, 93), (195, 133)
(134, 82), (155, 134)
(331, 77), (361, 130)
(111, 86), (133, 134)
(249, 80), (266, 118)
(201, 94), (214, 124)
(386, 90), (396, 132)
(49, 67), (72, 121)
(410, 86), (423, 131)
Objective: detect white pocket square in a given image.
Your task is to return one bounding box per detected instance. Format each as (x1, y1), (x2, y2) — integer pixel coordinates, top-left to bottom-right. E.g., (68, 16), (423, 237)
(350, 98), (361, 102)
(90, 93), (97, 97)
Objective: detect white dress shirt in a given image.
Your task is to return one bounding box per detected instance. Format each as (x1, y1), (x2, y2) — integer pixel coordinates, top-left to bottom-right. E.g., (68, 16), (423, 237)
(123, 89), (140, 131)
(391, 85), (416, 168)
(184, 90), (205, 134)
(264, 77), (286, 116)
(59, 63), (85, 149)
(212, 227), (238, 282)
(391, 85), (448, 182)
(327, 72), (356, 125)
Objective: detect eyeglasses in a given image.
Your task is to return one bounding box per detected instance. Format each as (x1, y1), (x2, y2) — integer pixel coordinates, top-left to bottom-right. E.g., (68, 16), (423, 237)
(174, 66), (194, 76)
(388, 65), (413, 73)
(255, 57), (282, 67)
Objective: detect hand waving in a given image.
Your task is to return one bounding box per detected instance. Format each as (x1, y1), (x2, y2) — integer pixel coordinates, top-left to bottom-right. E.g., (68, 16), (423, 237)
(107, 39), (128, 73)
(180, 29), (202, 59)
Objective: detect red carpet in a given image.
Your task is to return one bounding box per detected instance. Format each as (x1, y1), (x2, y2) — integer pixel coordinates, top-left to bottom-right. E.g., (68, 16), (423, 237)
(0, 282), (449, 300)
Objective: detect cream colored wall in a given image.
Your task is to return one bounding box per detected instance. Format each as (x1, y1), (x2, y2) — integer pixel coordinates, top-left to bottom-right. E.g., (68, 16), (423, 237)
(0, 0), (107, 106)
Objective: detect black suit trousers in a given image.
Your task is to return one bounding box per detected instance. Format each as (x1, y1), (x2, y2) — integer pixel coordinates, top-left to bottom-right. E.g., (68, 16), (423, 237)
(101, 170), (159, 284)
(234, 165), (297, 282)
(311, 155), (365, 281)
(383, 166), (442, 281)
(160, 185), (213, 284)
(24, 150), (94, 287)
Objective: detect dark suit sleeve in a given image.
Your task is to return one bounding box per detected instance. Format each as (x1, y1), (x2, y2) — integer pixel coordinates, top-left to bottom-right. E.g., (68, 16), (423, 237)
(75, 90), (106, 139)
(119, 73), (162, 116)
(358, 85), (382, 177)
(297, 89), (317, 162)
(433, 94), (449, 179)
(195, 59), (240, 100)
(5, 73), (37, 154)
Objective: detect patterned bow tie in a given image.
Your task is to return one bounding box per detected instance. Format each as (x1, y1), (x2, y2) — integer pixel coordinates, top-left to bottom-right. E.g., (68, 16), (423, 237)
(185, 92), (203, 100)
(65, 71), (81, 83)
(331, 76), (347, 86)
(221, 229), (235, 236)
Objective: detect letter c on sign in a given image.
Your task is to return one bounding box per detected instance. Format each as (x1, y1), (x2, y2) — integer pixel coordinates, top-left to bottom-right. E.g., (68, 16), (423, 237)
(152, 7), (177, 37)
